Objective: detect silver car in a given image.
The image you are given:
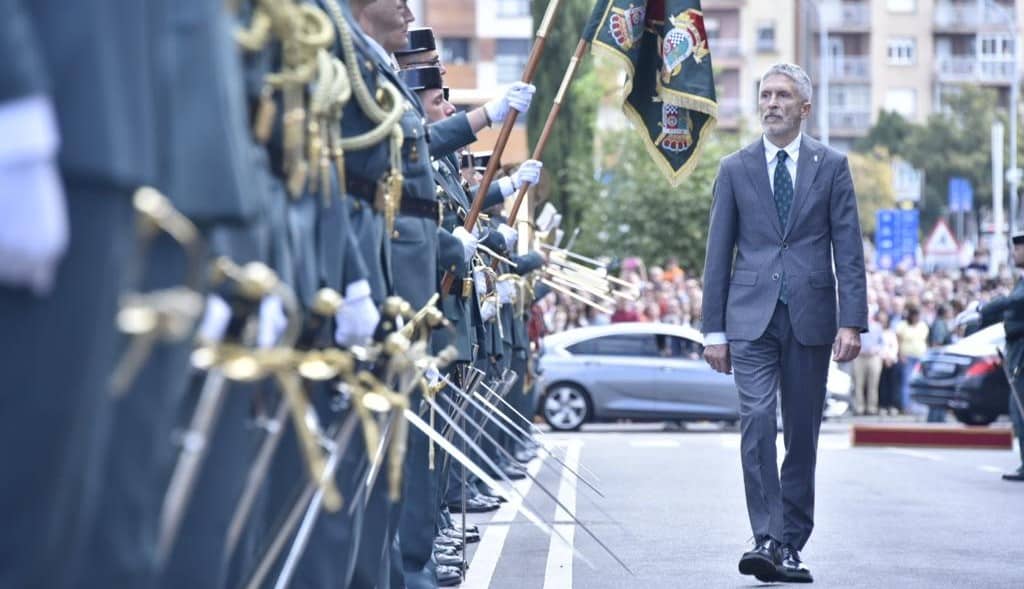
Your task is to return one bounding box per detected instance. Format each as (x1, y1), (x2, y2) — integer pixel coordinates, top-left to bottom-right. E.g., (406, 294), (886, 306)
(535, 322), (853, 431)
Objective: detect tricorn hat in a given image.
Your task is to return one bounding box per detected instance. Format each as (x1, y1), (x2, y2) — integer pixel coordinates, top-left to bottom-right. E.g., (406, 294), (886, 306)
(395, 27), (436, 57)
(1012, 231), (1024, 245)
(399, 66), (444, 92)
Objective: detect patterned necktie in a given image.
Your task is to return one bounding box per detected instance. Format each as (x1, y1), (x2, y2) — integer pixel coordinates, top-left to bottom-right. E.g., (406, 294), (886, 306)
(773, 149), (793, 304)
(774, 149), (793, 229)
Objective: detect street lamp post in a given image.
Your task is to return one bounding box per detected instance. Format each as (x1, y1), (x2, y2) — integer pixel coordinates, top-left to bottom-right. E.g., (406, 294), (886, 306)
(805, 0), (830, 145)
(984, 0), (1019, 238)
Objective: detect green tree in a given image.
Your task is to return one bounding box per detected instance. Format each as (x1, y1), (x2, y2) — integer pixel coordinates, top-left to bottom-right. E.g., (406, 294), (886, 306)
(528, 0), (599, 229)
(848, 147), (895, 235)
(571, 128), (740, 274)
(854, 87), (1009, 231)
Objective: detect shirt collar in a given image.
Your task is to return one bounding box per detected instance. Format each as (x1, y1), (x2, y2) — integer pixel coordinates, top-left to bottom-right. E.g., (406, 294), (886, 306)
(364, 35), (397, 71)
(763, 133), (801, 165)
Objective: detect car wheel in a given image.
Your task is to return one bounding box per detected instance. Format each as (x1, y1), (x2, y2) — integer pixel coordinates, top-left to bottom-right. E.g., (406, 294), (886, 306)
(543, 384), (590, 431)
(953, 409), (998, 426)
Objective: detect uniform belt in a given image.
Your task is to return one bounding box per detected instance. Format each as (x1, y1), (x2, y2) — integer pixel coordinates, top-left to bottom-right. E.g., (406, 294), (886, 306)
(346, 176), (378, 206)
(398, 198), (441, 224)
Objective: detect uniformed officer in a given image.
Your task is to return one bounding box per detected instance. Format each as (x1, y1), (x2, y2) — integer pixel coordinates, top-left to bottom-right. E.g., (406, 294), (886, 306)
(963, 232), (1024, 482)
(0, 3), (174, 586)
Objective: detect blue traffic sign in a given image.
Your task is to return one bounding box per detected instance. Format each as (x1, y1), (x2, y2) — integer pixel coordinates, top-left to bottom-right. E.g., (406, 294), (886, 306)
(948, 177), (973, 212)
(875, 209), (918, 271)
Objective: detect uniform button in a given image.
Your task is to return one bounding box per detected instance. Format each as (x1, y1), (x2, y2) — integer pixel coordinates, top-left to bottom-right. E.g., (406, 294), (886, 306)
(782, 242), (789, 249)
(772, 272), (780, 281)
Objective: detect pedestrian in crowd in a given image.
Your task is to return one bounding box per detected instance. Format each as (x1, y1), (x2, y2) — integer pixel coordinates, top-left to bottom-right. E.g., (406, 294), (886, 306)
(611, 300), (640, 323)
(929, 304), (953, 348)
(664, 256), (685, 284)
(896, 305), (930, 416)
(853, 312), (885, 415)
(877, 310), (903, 415)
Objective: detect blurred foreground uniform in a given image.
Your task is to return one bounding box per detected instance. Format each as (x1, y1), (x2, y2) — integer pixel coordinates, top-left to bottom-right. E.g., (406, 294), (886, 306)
(0, 1), (171, 586)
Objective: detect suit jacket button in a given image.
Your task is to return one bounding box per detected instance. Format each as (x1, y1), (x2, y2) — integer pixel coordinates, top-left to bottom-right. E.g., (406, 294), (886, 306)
(772, 272), (780, 280)
(782, 242), (789, 249)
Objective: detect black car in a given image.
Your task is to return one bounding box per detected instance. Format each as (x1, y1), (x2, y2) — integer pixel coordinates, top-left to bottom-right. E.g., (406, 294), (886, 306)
(909, 323), (1010, 425)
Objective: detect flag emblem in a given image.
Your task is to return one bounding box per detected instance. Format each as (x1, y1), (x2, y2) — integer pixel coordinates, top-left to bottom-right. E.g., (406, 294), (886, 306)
(661, 10), (710, 83)
(609, 5), (646, 50)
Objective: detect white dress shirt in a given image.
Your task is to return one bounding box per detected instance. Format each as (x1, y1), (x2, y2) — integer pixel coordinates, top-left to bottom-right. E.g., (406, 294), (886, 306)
(704, 133), (802, 347)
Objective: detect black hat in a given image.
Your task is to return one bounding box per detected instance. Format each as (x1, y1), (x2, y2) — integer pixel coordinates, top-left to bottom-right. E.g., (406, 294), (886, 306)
(471, 151), (493, 171)
(395, 27), (436, 57)
(443, 87), (450, 102)
(1012, 231), (1024, 245)
(399, 66), (443, 92)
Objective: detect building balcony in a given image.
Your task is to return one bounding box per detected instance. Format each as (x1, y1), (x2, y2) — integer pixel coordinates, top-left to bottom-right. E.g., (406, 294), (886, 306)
(815, 1), (870, 32)
(709, 37), (742, 62)
(936, 56), (1015, 83)
(814, 55), (870, 81)
(934, 1), (1014, 31)
(829, 109), (871, 133)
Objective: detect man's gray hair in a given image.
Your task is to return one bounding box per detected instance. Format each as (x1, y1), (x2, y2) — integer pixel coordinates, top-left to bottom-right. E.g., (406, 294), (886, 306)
(760, 63), (813, 102)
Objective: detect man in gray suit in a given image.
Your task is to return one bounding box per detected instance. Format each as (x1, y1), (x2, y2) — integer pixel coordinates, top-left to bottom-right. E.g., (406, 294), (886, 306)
(702, 63), (867, 584)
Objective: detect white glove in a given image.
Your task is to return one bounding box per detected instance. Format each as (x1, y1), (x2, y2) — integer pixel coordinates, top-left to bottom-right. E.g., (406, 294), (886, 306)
(496, 280), (515, 305)
(510, 159), (542, 190)
(480, 298), (497, 322)
(954, 301), (981, 328)
(452, 227), (478, 263)
(335, 279), (380, 347)
(473, 269), (488, 296)
(197, 294), (232, 342)
(496, 225), (518, 252)
(424, 364), (441, 387)
(257, 295), (287, 348)
(484, 82), (536, 124)
(0, 96), (68, 295)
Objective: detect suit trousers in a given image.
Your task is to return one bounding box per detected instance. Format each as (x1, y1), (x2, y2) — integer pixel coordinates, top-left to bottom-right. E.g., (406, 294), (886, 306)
(729, 302), (831, 550)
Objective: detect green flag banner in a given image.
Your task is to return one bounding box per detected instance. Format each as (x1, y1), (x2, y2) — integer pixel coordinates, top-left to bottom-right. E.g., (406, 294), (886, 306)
(586, 0), (717, 186)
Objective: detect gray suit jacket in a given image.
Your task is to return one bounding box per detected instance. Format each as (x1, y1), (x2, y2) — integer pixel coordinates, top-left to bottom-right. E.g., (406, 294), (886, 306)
(702, 133), (867, 346)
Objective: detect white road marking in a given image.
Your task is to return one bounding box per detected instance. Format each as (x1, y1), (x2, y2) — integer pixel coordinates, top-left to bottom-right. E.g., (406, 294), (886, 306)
(628, 439), (681, 448)
(460, 449), (548, 589)
(542, 442), (582, 589)
(978, 465), (1004, 474)
(884, 448), (943, 462)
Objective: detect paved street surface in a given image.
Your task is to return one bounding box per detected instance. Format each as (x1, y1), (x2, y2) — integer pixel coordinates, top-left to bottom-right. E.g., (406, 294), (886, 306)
(458, 422), (1024, 589)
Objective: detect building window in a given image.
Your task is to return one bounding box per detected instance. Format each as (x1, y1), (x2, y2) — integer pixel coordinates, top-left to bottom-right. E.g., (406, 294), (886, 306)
(704, 17), (720, 41)
(441, 37), (471, 64)
(495, 39), (530, 84)
(496, 0), (530, 17)
(756, 21), (776, 53)
(887, 0), (915, 12)
(887, 37), (916, 66)
(885, 88), (917, 117)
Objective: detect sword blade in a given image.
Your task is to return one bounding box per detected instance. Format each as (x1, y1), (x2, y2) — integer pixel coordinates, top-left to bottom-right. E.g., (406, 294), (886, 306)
(433, 394), (631, 574)
(402, 407), (593, 569)
(156, 368), (229, 566)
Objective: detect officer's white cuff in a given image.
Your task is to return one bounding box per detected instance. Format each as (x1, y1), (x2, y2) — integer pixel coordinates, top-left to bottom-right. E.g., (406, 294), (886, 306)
(498, 176), (515, 198)
(345, 279), (371, 301)
(0, 95), (59, 163)
(703, 332), (728, 346)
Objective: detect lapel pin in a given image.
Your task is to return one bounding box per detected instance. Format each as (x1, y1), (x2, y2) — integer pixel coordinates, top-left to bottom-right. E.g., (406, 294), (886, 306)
(814, 154), (819, 163)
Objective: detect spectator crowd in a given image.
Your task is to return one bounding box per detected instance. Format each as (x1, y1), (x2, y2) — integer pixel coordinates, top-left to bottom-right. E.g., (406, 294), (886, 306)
(532, 248), (1019, 420)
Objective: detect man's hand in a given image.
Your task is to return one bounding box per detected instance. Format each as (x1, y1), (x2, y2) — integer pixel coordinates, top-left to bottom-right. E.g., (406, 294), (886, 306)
(832, 327), (861, 362)
(703, 343), (731, 374)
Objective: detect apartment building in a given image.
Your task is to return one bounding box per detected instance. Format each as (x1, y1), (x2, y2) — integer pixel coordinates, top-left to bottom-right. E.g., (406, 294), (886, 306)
(412, 0), (532, 160)
(800, 0), (1022, 152)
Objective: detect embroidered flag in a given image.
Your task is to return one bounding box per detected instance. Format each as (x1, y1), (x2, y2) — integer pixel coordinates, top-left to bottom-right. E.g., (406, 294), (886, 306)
(585, 0), (717, 186)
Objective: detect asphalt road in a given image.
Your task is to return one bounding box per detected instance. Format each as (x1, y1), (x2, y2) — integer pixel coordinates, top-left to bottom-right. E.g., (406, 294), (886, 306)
(458, 422), (1024, 589)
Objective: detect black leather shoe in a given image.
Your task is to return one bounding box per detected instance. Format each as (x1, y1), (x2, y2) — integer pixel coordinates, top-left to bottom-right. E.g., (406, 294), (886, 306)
(778, 544), (813, 583)
(447, 496), (500, 513)
(738, 536), (782, 582)
(476, 481), (508, 503)
(434, 535), (463, 550)
(434, 551), (466, 568)
(434, 544), (459, 557)
(1002, 466), (1024, 481)
(501, 464), (527, 480)
(442, 527), (480, 543)
(436, 564), (463, 587)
